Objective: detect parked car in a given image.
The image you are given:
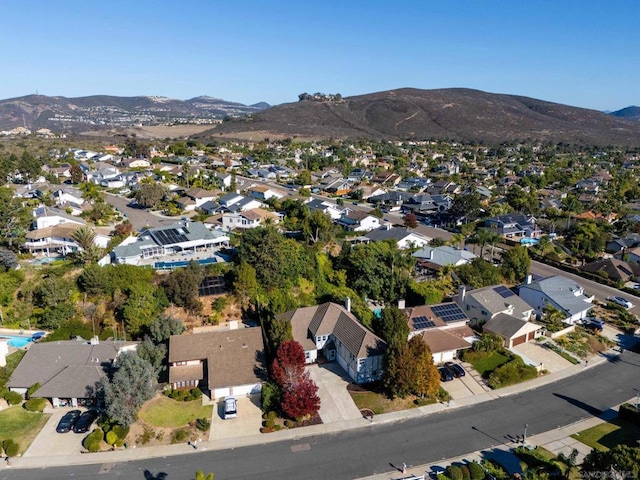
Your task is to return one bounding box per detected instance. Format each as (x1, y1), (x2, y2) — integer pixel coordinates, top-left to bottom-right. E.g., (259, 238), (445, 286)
(607, 296), (634, 309)
(73, 410), (98, 434)
(56, 409), (81, 433)
(444, 362), (466, 378)
(224, 396), (237, 419)
(438, 366), (454, 382)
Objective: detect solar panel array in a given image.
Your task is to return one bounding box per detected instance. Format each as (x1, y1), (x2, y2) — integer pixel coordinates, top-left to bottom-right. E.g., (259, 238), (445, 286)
(198, 276), (228, 296)
(431, 303), (468, 323)
(412, 316), (436, 330)
(152, 228), (189, 246)
(494, 285), (515, 298)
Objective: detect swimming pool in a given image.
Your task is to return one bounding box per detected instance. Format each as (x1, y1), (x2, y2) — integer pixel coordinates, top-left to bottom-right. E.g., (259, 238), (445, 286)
(0, 335), (33, 348)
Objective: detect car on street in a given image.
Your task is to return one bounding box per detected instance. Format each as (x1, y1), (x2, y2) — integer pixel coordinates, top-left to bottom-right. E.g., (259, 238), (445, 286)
(444, 362), (466, 378)
(607, 296), (634, 309)
(73, 410), (98, 434)
(438, 366), (454, 382)
(56, 409), (81, 433)
(224, 396), (237, 419)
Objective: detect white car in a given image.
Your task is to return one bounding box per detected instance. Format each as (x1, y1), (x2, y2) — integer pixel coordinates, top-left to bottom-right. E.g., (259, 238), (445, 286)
(607, 296), (634, 309)
(223, 396), (237, 419)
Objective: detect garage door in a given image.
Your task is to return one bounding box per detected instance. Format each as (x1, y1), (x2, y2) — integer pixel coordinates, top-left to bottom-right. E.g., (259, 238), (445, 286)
(512, 335), (527, 346)
(527, 331), (536, 341)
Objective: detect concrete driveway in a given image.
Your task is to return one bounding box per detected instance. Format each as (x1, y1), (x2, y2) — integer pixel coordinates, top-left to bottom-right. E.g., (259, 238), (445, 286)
(512, 341), (573, 373)
(307, 363), (362, 423)
(208, 394), (262, 442)
(442, 363), (488, 399)
(22, 408), (87, 458)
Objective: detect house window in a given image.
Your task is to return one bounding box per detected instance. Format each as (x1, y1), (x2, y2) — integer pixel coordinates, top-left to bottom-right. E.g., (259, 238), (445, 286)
(305, 352), (310, 359)
(466, 305), (470, 311)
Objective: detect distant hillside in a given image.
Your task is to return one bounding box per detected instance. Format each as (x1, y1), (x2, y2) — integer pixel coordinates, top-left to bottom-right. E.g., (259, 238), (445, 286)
(0, 94), (270, 133)
(609, 106), (640, 121)
(203, 88), (640, 146)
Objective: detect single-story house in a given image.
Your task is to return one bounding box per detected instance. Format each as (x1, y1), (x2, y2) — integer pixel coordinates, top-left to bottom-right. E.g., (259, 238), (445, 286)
(364, 226), (431, 250)
(168, 326), (267, 399)
(336, 211), (381, 232)
(482, 314), (543, 348)
(6, 338), (137, 407)
(277, 302), (386, 384)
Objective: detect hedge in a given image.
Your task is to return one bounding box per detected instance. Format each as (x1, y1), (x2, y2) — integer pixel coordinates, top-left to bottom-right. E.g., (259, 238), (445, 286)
(446, 465), (463, 480)
(83, 428), (104, 453)
(619, 403), (640, 426)
(3, 390), (23, 405)
(24, 397), (47, 412)
(468, 461), (485, 480)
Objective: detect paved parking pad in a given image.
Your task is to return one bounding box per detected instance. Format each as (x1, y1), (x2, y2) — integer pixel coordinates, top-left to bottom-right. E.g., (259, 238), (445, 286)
(23, 408), (87, 458)
(512, 341), (573, 373)
(307, 363), (362, 423)
(441, 364), (487, 400)
(208, 395), (262, 442)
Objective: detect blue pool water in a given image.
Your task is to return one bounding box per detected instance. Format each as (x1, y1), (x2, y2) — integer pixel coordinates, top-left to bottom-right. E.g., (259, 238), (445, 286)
(0, 336), (33, 348)
(373, 308), (382, 318)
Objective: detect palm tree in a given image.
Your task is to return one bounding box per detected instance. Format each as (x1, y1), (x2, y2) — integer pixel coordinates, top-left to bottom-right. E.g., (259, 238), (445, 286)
(71, 226), (97, 251)
(555, 448), (578, 480)
(194, 471), (214, 480)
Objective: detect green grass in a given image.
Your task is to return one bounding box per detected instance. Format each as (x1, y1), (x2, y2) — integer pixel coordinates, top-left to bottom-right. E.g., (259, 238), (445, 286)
(571, 417), (640, 451)
(465, 351), (510, 377)
(0, 350), (26, 390)
(348, 389), (425, 415)
(0, 406), (50, 454)
(138, 396), (212, 428)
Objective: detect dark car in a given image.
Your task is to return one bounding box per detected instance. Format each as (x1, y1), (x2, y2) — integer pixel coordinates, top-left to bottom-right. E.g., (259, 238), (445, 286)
(445, 362), (466, 378)
(438, 366), (454, 382)
(73, 410), (98, 434)
(56, 409), (81, 433)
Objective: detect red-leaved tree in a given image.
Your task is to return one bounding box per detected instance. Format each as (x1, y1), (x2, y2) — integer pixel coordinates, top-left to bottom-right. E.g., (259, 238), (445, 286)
(281, 373), (320, 420)
(271, 340), (306, 390)
(270, 340), (320, 419)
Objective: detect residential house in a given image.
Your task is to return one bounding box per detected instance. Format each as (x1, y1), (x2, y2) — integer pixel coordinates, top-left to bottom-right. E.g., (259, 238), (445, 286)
(306, 198), (348, 220)
(364, 225), (431, 249)
(277, 302), (386, 384)
(484, 214), (539, 239)
(168, 326), (267, 399)
(110, 220), (229, 265)
(518, 275), (595, 325)
(580, 258), (640, 283)
(455, 285), (535, 327)
(323, 178), (351, 196)
(222, 208), (279, 231)
(121, 158), (151, 169)
(246, 185), (286, 202)
(482, 314), (543, 348)
(52, 188), (85, 209)
(413, 245), (477, 276)
(6, 338), (137, 407)
(403, 302), (475, 363)
(336, 211), (381, 232)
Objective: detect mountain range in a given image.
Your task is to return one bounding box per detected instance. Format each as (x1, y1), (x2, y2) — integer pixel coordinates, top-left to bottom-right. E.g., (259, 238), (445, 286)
(1, 89), (639, 147)
(0, 94), (270, 133)
(202, 88), (640, 146)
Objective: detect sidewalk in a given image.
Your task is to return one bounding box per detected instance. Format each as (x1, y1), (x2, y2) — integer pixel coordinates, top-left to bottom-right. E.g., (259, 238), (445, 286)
(3, 347), (622, 473)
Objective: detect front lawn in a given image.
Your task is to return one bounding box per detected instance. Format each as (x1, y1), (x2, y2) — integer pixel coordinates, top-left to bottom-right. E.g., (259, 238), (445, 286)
(571, 417), (640, 451)
(348, 384), (436, 415)
(464, 351), (510, 377)
(0, 406), (50, 454)
(139, 396), (212, 428)
(0, 350), (26, 390)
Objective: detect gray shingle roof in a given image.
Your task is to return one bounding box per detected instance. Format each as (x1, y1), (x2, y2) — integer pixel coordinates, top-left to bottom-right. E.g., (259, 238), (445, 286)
(520, 275), (593, 316)
(483, 314), (542, 339)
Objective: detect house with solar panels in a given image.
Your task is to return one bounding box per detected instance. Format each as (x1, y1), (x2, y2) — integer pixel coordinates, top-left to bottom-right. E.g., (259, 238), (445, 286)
(110, 220), (229, 266)
(403, 302), (475, 364)
(276, 302), (387, 384)
(455, 285), (535, 326)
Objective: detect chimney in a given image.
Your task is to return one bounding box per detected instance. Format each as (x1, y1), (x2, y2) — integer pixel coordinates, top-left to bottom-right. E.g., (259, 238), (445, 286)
(525, 274), (533, 285)
(458, 285), (467, 305)
(429, 248), (434, 260)
(345, 297), (351, 313)
(397, 299), (406, 310)
(90, 336), (99, 345)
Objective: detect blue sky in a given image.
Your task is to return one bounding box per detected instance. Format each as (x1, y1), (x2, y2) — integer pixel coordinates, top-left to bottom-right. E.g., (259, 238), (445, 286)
(2, 1), (638, 111)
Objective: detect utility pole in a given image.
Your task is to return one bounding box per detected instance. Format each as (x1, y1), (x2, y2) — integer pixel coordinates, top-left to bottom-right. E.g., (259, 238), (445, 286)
(523, 423), (528, 445)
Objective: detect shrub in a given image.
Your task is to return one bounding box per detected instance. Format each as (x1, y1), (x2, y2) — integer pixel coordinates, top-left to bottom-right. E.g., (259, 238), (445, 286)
(105, 430), (118, 446)
(195, 417), (210, 432)
(3, 439), (19, 457)
(446, 465), (464, 480)
(261, 382), (281, 414)
(189, 387), (203, 400)
(481, 459), (510, 480)
(171, 429), (188, 443)
(26, 382), (41, 400)
(83, 428), (104, 452)
(264, 417), (275, 429)
(137, 425), (156, 445)
(468, 461), (485, 480)
(266, 410), (277, 421)
(3, 390), (22, 405)
(619, 403), (640, 426)
(284, 419), (295, 428)
(487, 357), (538, 389)
(460, 464), (471, 480)
(24, 397), (47, 412)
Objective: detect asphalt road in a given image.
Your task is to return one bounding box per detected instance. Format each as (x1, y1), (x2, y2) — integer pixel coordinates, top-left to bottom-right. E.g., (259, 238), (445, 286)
(530, 260), (640, 317)
(105, 193), (179, 231)
(4, 351), (639, 480)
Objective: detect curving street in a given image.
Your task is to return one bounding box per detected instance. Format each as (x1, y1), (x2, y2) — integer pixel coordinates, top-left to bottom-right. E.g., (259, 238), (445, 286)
(3, 350), (639, 480)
